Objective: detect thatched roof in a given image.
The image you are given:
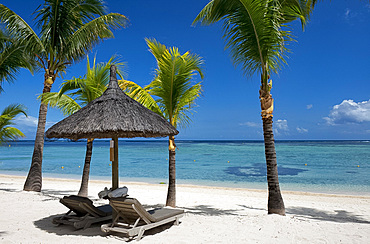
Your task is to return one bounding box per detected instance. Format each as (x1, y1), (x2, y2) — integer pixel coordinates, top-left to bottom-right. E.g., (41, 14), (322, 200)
(45, 65), (178, 140)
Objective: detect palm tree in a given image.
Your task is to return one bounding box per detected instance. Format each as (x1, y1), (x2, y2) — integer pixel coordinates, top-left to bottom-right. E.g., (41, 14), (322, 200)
(193, 0), (315, 215)
(0, 104), (27, 144)
(120, 38), (204, 207)
(41, 55), (124, 197)
(0, 0), (127, 192)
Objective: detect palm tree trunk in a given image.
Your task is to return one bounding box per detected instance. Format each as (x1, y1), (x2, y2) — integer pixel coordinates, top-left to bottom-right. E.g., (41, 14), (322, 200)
(262, 117), (285, 215)
(77, 138), (94, 197)
(23, 101), (48, 192)
(166, 136), (176, 207)
(24, 72), (55, 192)
(259, 78), (285, 215)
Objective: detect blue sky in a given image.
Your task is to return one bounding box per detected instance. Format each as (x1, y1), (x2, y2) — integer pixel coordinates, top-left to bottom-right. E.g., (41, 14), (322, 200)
(1, 0), (370, 140)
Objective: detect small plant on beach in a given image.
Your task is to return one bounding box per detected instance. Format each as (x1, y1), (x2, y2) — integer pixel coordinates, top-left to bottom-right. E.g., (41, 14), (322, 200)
(0, 104), (27, 144)
(0, 0), (127, 192)
(193, 0), (316, 215)
(120, 38), (204, 207)
(40, 55), (124, 197)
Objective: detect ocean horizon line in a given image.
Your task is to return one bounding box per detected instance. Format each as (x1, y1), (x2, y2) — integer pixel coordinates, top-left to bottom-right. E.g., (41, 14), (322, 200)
(10, 139), (370, 143)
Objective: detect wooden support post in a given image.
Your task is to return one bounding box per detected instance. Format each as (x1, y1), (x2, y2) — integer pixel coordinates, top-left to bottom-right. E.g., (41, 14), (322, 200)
(112, 136), (119, 190)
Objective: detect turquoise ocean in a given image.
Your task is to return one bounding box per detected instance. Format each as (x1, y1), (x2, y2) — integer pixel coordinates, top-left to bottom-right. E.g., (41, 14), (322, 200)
(0, 140), (369, 195)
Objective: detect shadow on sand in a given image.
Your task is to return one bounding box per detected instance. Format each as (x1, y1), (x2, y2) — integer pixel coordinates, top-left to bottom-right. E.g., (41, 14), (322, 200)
(181, 205), (241, 216)
(33, 199), (182, 242)
(286, 207), (370, 224)
(33, 214), (107, 237)
(33, 214), (180, 242)
(0, 188), (20, 193)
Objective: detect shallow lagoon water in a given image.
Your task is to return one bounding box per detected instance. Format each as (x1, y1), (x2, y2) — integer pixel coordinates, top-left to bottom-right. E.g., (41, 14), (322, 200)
(0, 140), (369, 195)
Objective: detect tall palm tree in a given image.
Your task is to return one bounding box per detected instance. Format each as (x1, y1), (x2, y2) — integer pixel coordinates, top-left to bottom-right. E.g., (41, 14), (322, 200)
(0, 0), (127, 192)
(193, 0), (315, 215)
(120, 38), (204, 207)
(41, 55), (124, 197)
(0, 104), (27, 144)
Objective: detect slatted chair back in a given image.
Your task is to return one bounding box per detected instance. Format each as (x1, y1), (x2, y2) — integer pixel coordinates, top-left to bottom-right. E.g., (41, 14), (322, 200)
(109, 197), (156, 225)
(61, 195), (109, 217)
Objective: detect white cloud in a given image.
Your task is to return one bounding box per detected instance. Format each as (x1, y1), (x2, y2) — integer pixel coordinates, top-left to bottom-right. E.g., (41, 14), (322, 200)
(296, 127), (308, 133)
(324, 99), (370, 125)
(274, 119), (289, 136)
(275, 119), (288, 131)
(14, 115), (55, 128)
(307, 104), (313, 110)
(14, 115), (38, 127)
(239, 122), (260, 127)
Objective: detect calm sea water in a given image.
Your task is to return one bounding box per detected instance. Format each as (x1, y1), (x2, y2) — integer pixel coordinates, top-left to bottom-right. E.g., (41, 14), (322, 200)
(0, 140), (369, 195)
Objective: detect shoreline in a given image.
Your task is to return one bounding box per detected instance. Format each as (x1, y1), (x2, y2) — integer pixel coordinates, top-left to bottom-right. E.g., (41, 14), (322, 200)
(1, 173), (370, 243)
(2, 173), (369, 199)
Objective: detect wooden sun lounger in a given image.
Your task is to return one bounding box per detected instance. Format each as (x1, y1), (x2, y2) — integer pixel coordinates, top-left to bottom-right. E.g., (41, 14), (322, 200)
(52, 195), (112, 229)
(101, 197), (184, 241)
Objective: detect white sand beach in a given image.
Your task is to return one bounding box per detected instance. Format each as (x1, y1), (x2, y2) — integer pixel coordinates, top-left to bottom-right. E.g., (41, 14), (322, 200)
(0, 174), (369, 243)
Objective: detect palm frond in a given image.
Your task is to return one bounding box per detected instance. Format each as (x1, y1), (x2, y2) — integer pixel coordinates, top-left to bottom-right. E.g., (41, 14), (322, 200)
(43, 55), (124, 115)
(280, 0), (315, 29)
(62, 13), (127, 64)
(0, 103), (27, 143)
(194, 0), (287, 77)
(0, 5), (40, 85)
(145, 38), (167, 62)
(0, 4), (44, 55)
(36, 0), (106, 53)
(119, 79), (162, 116)
(0, 31), (36, 82)
(193, 0), (313, 79)
(29, 0), (127, 73)
(1, 104), (27, 119)
(192, 0), (234, 25)
(39, 92), (81, 116)
(172, 82), (202, 128)
(146, 39), (204, 127)
(0, 127), (25, 143)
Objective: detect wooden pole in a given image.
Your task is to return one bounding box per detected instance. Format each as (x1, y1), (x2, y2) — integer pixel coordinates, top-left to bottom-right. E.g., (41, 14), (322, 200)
(112, 136), (119, 190)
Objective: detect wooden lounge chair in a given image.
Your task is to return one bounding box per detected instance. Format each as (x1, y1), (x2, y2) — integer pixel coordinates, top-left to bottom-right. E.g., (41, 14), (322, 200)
(52, 195), (112, 229)
(101, 197), (184, 241)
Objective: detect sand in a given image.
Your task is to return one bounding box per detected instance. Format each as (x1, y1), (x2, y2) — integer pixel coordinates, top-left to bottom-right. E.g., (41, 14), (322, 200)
(0, 174), (369, 243)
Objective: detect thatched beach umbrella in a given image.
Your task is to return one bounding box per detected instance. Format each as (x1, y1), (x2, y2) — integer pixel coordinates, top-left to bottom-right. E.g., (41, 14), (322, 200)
(45, 65), (178, 189)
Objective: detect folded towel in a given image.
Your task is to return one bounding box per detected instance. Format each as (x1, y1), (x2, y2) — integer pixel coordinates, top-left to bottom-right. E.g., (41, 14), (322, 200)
(108, 186), (128, 198)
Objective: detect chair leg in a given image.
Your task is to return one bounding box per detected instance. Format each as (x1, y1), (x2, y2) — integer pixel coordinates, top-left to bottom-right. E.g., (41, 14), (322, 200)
(83, 221), (92, 230)
(136, 227), (145, 241)
(110, 214), (120, 227)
